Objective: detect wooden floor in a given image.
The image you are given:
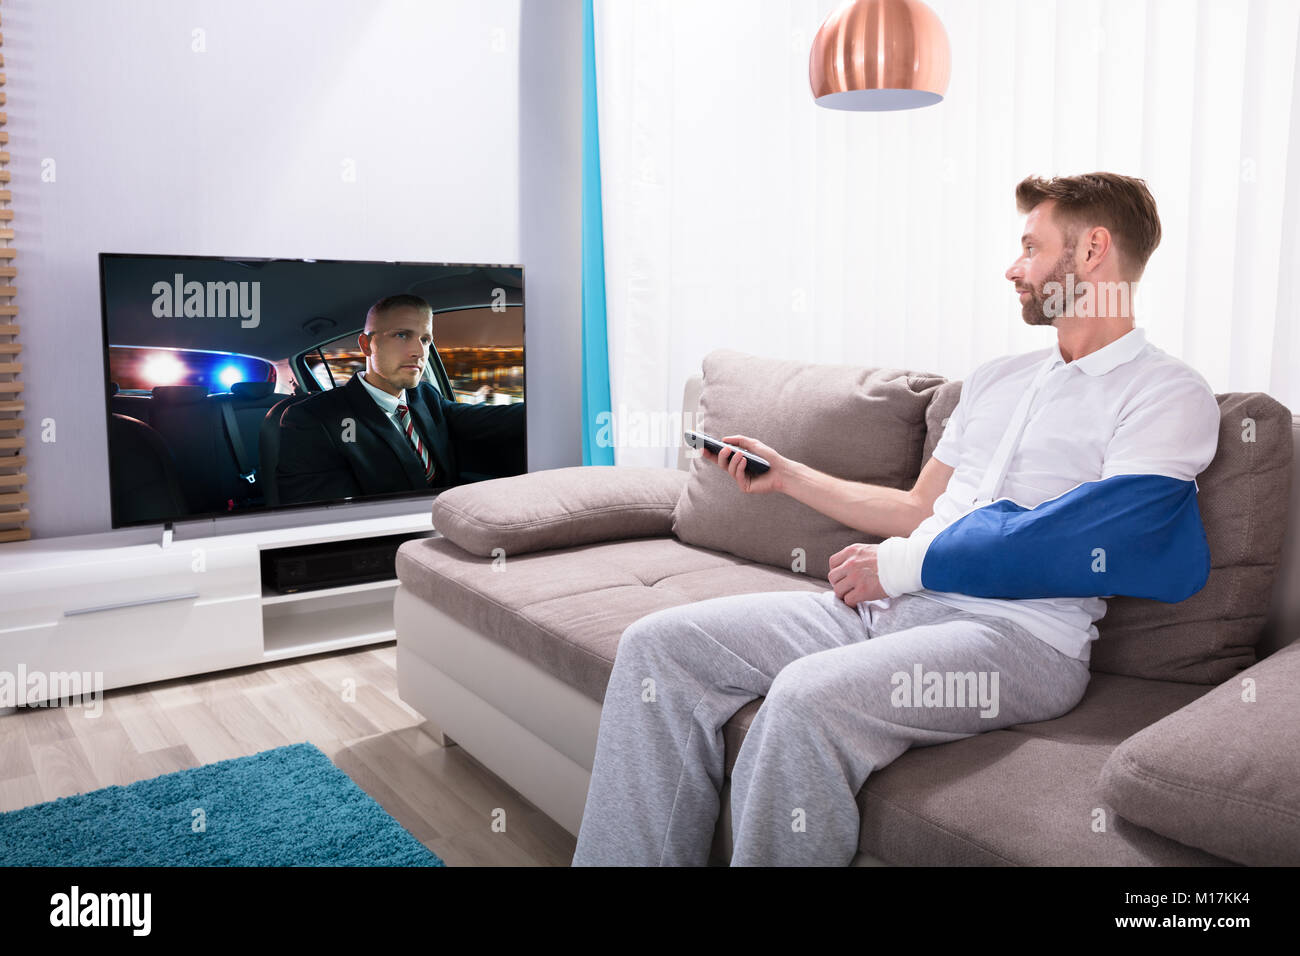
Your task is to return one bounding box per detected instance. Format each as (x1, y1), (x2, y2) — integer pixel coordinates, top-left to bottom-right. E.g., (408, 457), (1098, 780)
(0, 642), (577, 866)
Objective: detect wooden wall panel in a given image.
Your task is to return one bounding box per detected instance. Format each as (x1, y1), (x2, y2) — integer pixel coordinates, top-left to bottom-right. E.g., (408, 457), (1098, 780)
(0, 2), (25, 543)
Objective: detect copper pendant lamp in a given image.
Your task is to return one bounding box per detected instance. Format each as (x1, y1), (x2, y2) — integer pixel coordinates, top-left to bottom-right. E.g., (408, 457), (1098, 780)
(810, 0), (951, 111)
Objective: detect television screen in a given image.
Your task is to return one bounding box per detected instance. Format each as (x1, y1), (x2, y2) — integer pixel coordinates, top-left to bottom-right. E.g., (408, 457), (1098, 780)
(99, 254), (526, 528)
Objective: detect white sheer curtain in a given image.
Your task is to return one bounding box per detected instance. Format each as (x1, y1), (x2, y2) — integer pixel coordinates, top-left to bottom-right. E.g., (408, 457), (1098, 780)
(593, 0), (1300, 468)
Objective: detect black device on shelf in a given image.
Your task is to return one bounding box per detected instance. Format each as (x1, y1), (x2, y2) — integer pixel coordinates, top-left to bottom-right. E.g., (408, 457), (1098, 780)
(260, 531), (435, 595)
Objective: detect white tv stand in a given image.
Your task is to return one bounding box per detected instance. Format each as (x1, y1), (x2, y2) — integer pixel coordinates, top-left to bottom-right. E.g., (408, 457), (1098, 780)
(0, 511), (436, 706)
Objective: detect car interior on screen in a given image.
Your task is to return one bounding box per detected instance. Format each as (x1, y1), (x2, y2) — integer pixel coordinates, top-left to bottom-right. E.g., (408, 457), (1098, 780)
(101, 258), (525, 523)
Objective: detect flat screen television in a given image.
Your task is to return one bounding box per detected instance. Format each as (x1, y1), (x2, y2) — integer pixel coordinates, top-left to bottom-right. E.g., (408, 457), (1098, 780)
(98, 254), (526, 528)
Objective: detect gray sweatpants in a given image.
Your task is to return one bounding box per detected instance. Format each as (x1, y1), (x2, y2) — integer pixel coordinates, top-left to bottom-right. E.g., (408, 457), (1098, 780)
(571, 588), (1092, 866)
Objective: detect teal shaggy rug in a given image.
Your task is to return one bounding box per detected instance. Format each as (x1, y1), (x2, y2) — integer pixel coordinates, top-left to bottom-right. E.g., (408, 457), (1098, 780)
(0, 742), (445, 866)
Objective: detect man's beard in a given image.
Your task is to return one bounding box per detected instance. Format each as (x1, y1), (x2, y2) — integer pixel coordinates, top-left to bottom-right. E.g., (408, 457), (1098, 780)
(1019, 250), (1075, 326)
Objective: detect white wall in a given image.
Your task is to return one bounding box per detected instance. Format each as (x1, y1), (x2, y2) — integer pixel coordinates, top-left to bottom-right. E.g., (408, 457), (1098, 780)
(7, 0), (583, 540)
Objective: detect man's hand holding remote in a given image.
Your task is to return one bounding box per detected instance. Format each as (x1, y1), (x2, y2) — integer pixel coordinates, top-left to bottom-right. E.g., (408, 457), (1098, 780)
(702, 435), (790, 495)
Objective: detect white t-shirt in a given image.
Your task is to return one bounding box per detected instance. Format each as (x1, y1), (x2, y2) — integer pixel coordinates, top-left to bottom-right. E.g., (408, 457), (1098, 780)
(865, 326), (1221, 662)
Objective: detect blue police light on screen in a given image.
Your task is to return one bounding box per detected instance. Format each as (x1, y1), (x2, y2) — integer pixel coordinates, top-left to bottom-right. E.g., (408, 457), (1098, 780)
(217, 363), (245, 390)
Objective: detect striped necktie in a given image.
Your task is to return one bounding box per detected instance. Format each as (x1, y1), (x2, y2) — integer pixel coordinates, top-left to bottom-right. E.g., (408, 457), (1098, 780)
(395, 403), (436, 483)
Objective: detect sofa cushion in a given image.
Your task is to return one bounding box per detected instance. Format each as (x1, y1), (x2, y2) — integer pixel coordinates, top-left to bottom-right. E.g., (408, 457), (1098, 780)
(922, 380), (963, 466)
(854, 729), (1233, 866)
(396, 535), (825, 703)
(672, 348), (945, 580)
(430, 466), (687, 558)
(718, 671), (1229, 864)
(851, 671), (1227, 865)
(925, 388), (1293, 684)
(1097, 640), (1300, 866)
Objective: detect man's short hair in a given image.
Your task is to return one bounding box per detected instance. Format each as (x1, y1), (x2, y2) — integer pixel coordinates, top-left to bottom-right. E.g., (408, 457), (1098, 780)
(366, 293), (432, 328)
(1015, 172), (1162, 279)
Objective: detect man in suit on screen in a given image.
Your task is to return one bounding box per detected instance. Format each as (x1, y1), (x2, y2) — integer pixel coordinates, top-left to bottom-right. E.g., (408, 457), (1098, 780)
(275, 294), (525, 505)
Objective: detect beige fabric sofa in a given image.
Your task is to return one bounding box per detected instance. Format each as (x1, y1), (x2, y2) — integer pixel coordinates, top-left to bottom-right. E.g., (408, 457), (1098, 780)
(394, 350), (1299, 866)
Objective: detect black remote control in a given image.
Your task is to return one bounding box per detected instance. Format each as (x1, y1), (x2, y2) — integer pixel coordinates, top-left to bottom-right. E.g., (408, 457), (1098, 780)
(683, 429), (771, 475)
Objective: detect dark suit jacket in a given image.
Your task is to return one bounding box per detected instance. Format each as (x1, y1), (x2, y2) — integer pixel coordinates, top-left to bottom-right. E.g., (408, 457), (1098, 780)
(275, 373), (525, 506)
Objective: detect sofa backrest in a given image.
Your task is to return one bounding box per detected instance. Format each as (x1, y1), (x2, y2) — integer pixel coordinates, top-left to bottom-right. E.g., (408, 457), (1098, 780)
(678, 371), (1300, 666)
(1256, 416), (1299, 657)
(1268, 416), (1300, 655)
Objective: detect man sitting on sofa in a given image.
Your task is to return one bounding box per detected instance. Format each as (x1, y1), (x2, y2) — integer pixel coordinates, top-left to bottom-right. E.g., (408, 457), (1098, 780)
(571, 172), (1222, 866)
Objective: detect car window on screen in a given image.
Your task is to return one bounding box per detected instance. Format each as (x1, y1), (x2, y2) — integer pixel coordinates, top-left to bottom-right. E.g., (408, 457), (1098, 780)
(432, 305), (524, 404)
(308, 332), (365, 390)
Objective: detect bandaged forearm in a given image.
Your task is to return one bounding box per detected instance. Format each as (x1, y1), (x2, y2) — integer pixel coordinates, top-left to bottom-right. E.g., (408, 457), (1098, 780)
(875, 474), (1212, 603)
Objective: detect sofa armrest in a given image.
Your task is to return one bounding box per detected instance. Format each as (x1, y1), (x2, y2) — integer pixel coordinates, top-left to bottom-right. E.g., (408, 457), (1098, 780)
(431, 465), (687, 557)
(1097, 640), (1300, 865)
